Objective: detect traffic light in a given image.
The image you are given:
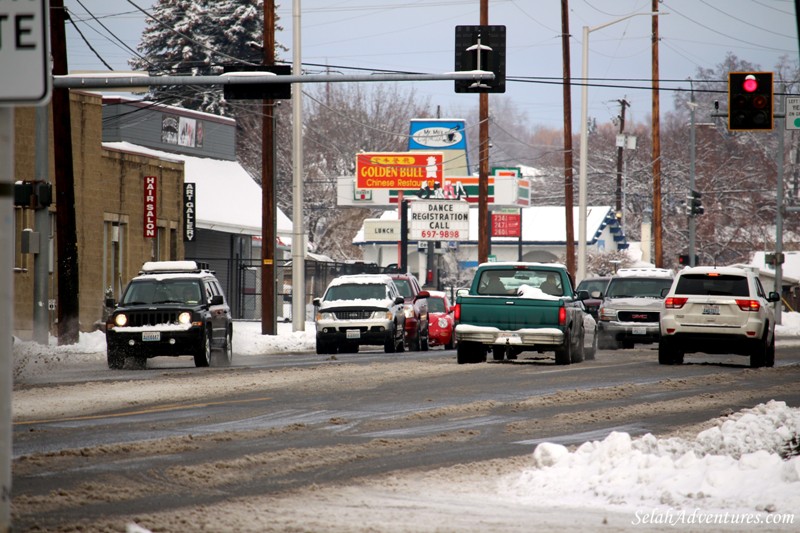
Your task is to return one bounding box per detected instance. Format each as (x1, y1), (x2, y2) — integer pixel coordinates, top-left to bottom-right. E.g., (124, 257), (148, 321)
(728, 72), (773, 131)
(686, 189), (704, 217)
(678, 254), (699, 266)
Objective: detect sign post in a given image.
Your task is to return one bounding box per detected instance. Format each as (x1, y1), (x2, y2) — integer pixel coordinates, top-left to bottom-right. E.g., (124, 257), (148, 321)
(1, 2), (51, 530)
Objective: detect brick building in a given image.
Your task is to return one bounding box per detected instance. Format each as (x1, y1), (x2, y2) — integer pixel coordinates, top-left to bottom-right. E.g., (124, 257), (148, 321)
(13, 91), (184, 339)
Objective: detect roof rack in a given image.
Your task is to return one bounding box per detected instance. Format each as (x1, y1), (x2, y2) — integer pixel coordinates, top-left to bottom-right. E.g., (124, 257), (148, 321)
(139, 260), (214, 275)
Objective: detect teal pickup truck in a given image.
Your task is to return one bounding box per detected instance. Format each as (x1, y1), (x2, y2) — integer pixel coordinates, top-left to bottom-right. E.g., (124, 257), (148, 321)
(454, 262), (597, 364)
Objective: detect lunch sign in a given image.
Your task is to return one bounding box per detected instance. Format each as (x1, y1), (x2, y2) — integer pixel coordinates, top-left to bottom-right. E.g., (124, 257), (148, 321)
(356, 152), (443, 190)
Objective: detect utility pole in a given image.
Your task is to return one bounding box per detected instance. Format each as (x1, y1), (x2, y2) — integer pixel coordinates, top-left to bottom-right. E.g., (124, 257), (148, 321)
(560, 0), (576, 276)
(261, 0), (277, 335)
(615, 98), (629, 220)
(477, 0), (490, 264)
(651, 0), (663, 268)
(50, 0), (81, 344)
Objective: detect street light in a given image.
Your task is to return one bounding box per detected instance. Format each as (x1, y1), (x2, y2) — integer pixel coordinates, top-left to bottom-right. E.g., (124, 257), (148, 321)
(577, 12), (660, 282)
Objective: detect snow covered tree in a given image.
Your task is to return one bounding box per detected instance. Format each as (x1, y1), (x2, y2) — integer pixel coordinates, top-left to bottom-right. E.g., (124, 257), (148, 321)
(130, 0), (270, 115)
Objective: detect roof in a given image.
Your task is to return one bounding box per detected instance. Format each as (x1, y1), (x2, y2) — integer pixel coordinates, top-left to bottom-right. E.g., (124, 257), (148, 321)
(352, 205), (622, 245)
(103, 141), (292, 237)
(328, 274), (394, 286)
(677, 266), (751, 276)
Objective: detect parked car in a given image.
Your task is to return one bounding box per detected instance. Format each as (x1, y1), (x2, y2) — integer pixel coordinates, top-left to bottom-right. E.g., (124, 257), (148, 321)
(575, 276), (610, 320)
(426, 290), (455, 349)
(597, 268), (674, 349)
(388, 273), (430, 351)
(313, 274), (406, 354)
(105, 261), (232, 369)
(659, 266), (780, 367)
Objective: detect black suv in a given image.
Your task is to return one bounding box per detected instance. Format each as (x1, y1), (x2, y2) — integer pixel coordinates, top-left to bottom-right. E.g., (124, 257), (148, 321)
(105, 261), (232, 369)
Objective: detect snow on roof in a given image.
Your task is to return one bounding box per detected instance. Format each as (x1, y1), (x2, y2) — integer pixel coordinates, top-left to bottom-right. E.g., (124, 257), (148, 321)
(103, 141), (292, 237)
(353, 205), (615, 244)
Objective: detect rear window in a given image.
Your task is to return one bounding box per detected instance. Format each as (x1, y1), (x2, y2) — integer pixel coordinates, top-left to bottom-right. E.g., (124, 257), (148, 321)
(674, 274), (749, 296)
(606, 277), (673, 298)
(477, 268), (564, 296)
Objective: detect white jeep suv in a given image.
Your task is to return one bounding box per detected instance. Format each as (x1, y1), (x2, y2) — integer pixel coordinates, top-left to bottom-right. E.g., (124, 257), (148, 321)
(659, 266), (780, 367)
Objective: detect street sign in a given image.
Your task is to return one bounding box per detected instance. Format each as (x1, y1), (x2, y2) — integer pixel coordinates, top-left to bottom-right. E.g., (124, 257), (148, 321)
(786, 97), (800, 130)
(409, 200), (470, 241)
(0, 0), (51, 105)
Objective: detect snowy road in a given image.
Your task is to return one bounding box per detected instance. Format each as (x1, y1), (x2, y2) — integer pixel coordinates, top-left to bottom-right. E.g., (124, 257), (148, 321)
(11, 340), (800, 532)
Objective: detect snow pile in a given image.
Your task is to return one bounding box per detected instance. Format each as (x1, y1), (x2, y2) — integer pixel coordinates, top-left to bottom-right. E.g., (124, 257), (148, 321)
(502, 400), (800, 515)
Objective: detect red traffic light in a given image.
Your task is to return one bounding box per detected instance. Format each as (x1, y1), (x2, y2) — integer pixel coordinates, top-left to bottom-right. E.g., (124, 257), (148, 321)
(742, 75), (758, 93)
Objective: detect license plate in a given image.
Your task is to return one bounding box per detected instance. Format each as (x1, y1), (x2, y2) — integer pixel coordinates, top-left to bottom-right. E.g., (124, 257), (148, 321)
(346, 329), (360, 339)
(703, 305), (720, 315)
(496, 333), (521, 344)
(142, 331), (160, 341)
(632, 327), (646, 335)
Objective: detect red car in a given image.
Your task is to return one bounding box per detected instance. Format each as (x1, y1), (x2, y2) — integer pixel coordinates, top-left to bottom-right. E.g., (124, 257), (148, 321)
(389, 273), (430, 351)
(426, 290), (455, 349)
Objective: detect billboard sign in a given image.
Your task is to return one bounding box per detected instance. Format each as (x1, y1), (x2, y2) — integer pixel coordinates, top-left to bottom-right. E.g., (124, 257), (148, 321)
(409, 200), (470, 241)
(356, 152), (443, 190)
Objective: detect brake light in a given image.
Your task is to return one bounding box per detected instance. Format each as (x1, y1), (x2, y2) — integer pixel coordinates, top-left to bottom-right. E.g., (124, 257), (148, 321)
(454, 303), (461, 322)
(665, 297), (688, 309)
(558, 306), (566, 326)
(736, 299), (760, 312)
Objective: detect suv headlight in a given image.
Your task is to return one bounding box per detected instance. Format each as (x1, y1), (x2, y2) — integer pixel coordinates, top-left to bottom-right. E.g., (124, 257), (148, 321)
(316, 311), (335, 321)
(178, 311), (192, 325)
(114, 313), (128, 327)
(403, 304), (415, 318)
(371, 310), (393, 320)
(598, 307), (617, 321)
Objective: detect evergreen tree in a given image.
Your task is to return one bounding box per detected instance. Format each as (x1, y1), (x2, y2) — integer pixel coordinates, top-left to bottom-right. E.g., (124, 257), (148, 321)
(130, 0), (267, 115)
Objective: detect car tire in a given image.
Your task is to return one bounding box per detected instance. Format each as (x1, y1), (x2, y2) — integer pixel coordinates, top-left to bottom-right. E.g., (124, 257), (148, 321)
(658, 339), (683, 365)
(492, 346), (506, 361)
(766, 330), (776, 368)
(554, 328), (572, 365)
(194, 329), (212, 367)
(445, 336), (455, 350)
(213, 328), (233, 366)
(420, 328), (429, 351)
(107, 349), (125, 370)
(410, 326), (421, 351)
(571, 325), (585, 364)
(384, 326), (397, 353)
(457, 341), (484, 364)
(585, 328), (598, 360)
(750, 334), (768, 368)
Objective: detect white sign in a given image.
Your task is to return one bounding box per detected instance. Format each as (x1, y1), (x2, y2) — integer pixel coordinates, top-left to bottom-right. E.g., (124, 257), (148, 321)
(0, 0), (50, 105)
(786, 97), (800, 130)
(409, 200), (470, 241)
(363, 219), (401, 241)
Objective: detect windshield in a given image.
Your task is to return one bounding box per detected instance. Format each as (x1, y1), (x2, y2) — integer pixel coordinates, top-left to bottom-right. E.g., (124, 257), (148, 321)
(477, 268), (564, 297)
(577, 279), (608, 294)
(392, 279), (413, 298)
(606, 277), (673, 298)
(324, 283), (388, 302)
(122, 279), (203, 305)
(427, 297), (447, 313)
(675, 274), (749, 296)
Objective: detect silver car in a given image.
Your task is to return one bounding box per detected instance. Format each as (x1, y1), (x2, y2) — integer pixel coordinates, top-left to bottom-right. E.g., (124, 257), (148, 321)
(659, 266), (780, 367)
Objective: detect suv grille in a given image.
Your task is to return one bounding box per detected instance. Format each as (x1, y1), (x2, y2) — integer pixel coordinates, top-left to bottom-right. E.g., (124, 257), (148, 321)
(125, 310), (180, 327)
(334, 310), (373, 320)
(618, 311), (659, 322)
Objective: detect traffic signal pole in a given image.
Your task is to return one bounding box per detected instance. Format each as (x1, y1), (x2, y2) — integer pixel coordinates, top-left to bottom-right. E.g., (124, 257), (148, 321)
(688, 88), (697, 267)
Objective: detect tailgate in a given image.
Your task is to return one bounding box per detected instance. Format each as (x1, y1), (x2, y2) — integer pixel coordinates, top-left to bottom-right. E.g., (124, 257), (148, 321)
(457, 295), (563, 330)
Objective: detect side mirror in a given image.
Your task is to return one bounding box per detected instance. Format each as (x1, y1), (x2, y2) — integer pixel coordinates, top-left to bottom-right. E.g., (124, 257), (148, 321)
(660, 287), (670, 298)
(210, 294), (224, 306)
(456, 288), (469, 298)
(416, 290), (430, 300)
(312, 297), (321, 307)
(767, 292), (780, 303)
(394, 296), (405, 305)
(576, 290), (590, 301)
(591, 290), (602, 299)
(105, 297), (116, 308)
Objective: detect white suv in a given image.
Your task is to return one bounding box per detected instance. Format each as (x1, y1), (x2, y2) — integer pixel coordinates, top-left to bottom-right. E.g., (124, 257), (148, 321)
(659, 266), (780, 367)
(313, 274), (406, 354)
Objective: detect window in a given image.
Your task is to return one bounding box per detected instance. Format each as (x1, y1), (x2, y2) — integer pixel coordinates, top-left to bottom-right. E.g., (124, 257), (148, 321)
(675, 274), (749, 297)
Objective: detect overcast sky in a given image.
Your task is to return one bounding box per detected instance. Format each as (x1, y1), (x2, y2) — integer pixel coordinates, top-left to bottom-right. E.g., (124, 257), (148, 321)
(65, 0), (798, 130)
